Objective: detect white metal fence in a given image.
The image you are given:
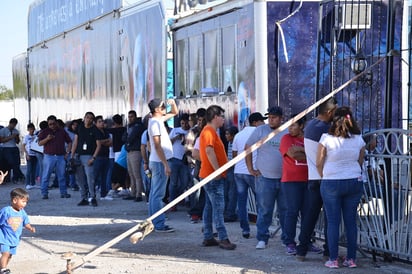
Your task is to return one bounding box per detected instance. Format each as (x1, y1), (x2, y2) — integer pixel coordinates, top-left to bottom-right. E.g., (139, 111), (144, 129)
(357, 129), (412, 260)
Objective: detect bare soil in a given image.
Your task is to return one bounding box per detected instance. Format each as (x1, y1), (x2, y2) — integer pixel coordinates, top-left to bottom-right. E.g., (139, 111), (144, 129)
(1, 179), (411, 274)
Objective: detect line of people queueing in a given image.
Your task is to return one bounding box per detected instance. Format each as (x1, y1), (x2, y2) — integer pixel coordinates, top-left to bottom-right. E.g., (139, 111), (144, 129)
(177, 98), (367, 269)
(1, 97), (369, 268)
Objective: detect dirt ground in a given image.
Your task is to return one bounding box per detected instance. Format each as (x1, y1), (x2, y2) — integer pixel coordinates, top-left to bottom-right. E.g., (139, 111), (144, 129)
(1, 176), (412, 274)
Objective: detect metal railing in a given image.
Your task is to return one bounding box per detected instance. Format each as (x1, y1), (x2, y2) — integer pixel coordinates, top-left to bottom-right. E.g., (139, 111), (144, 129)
(358, 129), (412, 260)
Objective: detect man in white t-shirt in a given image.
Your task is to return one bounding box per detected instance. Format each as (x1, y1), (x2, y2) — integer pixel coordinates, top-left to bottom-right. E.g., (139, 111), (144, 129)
(232, 112), (266, 239)
(168, 113), (191, 210)
(23, 123), (38, 189)
(147, 98), (178, 233)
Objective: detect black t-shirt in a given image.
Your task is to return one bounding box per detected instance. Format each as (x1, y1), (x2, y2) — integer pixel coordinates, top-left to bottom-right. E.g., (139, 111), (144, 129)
(124, 122), (144, 152)
(95, 128), (110, 158)
(107, 127), (126, 153)
(76, 124), (97, 155)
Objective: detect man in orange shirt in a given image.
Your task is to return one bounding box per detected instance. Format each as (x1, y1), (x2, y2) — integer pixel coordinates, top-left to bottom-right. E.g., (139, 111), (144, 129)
(199, 105), (236, 250)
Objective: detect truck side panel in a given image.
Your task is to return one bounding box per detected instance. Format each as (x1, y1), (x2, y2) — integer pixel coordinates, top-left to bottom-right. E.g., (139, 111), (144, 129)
(13, 1), (166, 127)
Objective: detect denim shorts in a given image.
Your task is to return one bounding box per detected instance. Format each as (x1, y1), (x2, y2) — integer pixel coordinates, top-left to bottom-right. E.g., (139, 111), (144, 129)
(0, 244), (17, 255)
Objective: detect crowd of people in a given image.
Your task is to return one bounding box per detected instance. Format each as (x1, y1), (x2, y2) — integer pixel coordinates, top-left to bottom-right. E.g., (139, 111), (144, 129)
(0, 97), (372, 269)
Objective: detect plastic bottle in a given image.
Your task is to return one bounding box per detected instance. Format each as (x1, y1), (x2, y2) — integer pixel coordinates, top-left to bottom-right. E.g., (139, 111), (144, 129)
(144, 169), (152, 179)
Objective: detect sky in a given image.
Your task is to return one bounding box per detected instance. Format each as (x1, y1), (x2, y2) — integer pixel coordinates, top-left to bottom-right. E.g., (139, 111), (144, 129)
(0, 0), (33, 89)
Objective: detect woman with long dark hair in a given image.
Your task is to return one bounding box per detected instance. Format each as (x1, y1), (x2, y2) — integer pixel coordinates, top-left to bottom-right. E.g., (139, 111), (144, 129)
(316, 106), (365, 268)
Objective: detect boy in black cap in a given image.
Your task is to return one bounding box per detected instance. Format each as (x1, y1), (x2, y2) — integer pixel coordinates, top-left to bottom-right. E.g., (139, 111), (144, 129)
(248, 112), (268, 125)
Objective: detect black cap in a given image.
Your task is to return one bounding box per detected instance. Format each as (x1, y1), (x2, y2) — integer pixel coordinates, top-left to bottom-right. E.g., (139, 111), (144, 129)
(248, 112), (267, 124)
(148, 98), (164, 113)
(265, 106), (283, 116)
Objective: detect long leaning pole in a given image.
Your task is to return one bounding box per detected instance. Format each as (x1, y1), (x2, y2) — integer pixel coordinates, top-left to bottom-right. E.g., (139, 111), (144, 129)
(67, 55), (387, 273)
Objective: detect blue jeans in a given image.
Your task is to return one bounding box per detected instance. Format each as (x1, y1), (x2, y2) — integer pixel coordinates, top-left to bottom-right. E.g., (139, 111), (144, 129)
(168, 158), (191, 202)
(25, 155), (37, 186)
(66, 153), (78, 189)
(75, 155), (96, 199)
(35, 151), (43, 179)
(2, 147), (24, 181)
(69, 174), (77, 188)
(235, 173), (255, 234)
(255, 176), (286, 244)
(94, 157), (110, 197)
(149, 161), (169, 230)
(106, 158), (114, 192)
(202, 177), (228, 240)
(141, 159), (151, 198)
(321, 178), (362, 261)
(224, 167), (237, 219)
(281, 182), (309, 245)
(188, 178), (205, 217)
(297, 180), (329, 256)
(41, 154), (68, 196)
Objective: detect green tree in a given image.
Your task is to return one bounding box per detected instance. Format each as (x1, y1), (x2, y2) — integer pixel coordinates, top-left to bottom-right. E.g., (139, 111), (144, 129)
(0, 85), (13, 100)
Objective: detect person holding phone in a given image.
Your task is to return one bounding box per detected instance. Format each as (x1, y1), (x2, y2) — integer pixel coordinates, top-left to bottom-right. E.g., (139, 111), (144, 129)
(38, 115), (72, 200)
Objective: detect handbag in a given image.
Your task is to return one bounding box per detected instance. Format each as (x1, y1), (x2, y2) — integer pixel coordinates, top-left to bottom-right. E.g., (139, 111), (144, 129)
(66, 158), (80, 174)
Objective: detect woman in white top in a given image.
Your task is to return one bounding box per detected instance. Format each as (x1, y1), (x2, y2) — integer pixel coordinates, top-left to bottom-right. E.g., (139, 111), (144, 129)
(316, 106), (365, 269)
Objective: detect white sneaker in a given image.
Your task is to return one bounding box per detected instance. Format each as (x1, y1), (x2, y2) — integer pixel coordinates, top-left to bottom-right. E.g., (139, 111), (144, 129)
(256, 241), (266, 249)
(107, 189), (120, 198)
(100, 196), (113, 201)
(25, 185), (34, 190)
(118, 189), (130, 197)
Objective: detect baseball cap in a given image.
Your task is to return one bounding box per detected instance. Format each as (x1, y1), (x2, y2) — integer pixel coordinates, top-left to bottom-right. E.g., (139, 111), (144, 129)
(265, 106), (283, 116)
(248, 112), (267, 124)
(148, 98), (164, 113)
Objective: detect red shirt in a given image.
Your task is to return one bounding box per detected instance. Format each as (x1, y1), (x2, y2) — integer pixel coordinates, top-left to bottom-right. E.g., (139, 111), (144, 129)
(38, 127), (71, 155)
(279, 134), (308, 182)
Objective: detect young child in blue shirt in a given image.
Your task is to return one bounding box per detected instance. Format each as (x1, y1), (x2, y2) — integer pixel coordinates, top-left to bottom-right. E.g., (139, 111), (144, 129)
(0, 188), (36, 274)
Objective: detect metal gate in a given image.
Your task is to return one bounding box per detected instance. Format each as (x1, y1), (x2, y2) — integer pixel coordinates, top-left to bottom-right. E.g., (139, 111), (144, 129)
(358, 129), (412, 260)
(316, 0), (406, 131)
